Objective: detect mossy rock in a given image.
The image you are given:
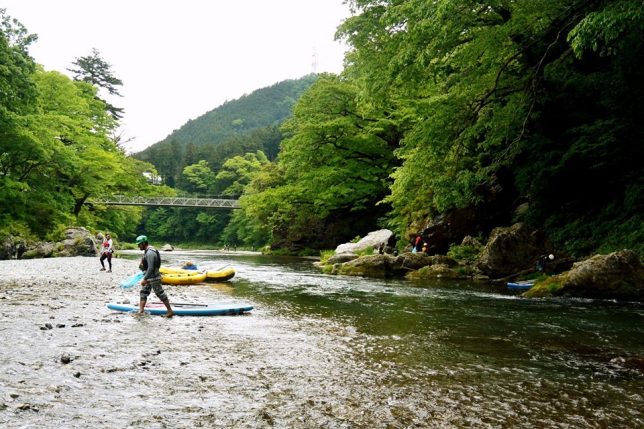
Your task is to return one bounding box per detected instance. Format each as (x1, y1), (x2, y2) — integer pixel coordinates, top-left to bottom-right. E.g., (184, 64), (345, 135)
(524, 250), (643, 301)
(407, 264), (468, 280)
(523, 276), (564, 298)
(320, 264), (334, 274)
(332, 254), (408, 278)
(21, 249), (42, 259)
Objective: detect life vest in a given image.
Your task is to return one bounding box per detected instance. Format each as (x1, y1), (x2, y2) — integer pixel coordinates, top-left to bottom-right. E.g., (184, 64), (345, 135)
(140, 248), (161, 271)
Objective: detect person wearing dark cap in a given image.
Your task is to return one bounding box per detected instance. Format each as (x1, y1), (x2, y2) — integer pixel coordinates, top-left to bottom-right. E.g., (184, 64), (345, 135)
(135, 235), (174, 318)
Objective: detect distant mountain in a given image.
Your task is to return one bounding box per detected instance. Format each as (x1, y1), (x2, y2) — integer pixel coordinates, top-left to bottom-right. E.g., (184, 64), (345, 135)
(137, 74), (316, 153)
(133, 74), (317, 187)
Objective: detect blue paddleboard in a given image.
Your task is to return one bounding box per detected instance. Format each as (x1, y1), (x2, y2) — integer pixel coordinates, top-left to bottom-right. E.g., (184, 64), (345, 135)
(106, 301), (253, 316)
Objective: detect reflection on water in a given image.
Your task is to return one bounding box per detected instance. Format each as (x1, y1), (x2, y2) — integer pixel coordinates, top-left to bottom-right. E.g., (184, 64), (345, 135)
(166, 251), (644, 427)
(1, 250), (642, 428)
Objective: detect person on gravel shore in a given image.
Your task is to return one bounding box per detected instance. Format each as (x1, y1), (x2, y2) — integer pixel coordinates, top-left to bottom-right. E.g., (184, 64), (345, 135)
(136, 235), (174, 318)
(99, 233), (114, 272)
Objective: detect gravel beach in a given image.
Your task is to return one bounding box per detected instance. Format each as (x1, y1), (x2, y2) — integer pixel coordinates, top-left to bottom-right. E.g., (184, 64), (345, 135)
(0, 256), (360, 428)
(0, 256), (141, 295)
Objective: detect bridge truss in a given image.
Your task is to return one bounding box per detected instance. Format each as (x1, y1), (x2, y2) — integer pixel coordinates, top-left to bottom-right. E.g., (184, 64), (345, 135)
(89, 195), (240, 209)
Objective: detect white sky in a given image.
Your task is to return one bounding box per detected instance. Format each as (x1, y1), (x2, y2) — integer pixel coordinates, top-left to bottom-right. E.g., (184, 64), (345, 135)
(2, 0), (351, 153)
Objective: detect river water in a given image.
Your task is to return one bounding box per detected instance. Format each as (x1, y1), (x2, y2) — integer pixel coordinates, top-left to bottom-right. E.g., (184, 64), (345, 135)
(0, 250), (642, 428)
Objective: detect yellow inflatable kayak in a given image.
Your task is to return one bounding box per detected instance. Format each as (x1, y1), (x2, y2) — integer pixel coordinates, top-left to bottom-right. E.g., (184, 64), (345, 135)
(159, 266), (194, 275)
(205, 267), (235, 282)
(159, 266), (235, 282)
(161, 270), (207, 285)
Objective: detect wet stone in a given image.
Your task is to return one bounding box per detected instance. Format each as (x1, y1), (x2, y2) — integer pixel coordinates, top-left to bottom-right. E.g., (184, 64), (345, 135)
(17, 403), (37, 411)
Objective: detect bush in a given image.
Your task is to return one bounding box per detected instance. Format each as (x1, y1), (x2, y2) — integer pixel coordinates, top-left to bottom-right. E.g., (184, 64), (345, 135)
(447, 242), (483, 264)
(355, 246), (374, 256)
(319, 250), (334, 264)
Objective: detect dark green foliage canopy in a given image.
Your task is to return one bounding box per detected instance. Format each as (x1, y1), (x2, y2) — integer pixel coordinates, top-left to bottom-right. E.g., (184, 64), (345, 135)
(0, 10), (161, 242)
(137, 0), (643, 255)
(3, 2), (641, 257)
(324, 0), (643, 255)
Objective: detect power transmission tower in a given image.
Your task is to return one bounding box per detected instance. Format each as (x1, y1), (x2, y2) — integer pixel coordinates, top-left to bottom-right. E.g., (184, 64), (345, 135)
(311, 46), (319, 74)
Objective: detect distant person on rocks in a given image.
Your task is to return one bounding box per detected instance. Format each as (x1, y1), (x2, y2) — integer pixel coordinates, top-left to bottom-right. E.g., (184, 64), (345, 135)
(136, 235), (174, 318)
(412, 234), (424, 253)
(536, 254), (555, 272)
(99, 233), (114, 272)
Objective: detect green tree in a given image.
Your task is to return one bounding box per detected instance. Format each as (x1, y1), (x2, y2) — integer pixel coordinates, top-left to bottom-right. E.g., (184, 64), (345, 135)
(337, 0), (643, 255)
(0, 8), (37, 118)
(68, 48), (124, 120)
(215, 151), (270, 196)
(242, 74), (398, 250)
(182, 160), (217, 194)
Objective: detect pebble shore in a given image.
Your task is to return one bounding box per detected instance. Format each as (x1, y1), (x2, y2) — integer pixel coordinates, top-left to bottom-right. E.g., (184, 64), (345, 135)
(0, 256), (141, 288)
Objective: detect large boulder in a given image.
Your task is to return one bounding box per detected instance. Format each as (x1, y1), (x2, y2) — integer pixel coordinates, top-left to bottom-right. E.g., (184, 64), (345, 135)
(0, 235), (27, 260)
(332, 254), (408, 278)
(527, 250), (644, 301)
(407, 264), (470, 280)
(1, 227), (97, 260)
(476, 223), (550, 277)
(397, 253), (458, 271)
(21, 242), (55, 259)
(327, 252), (359, 264)
(55, 227), (98, 257)
(335, 229), (394, 254)
(329, 252), (458, 279)
(414, 169), (517, 254)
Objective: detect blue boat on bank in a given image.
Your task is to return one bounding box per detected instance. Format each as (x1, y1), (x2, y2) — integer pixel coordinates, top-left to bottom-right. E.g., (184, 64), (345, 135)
(507, 280), (535, 290)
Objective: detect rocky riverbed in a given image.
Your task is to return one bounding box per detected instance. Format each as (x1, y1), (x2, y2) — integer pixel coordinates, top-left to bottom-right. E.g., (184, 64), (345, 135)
(0, 256), (375, 428)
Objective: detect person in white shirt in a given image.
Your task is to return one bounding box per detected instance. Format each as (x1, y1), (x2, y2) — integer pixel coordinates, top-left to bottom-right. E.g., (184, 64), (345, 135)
(99, 233), (114, 272)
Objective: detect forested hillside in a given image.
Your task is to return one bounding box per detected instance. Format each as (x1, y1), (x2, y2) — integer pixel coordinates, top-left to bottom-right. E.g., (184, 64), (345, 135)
(133, 76), (316, 187)
(2, 1), (642, 260)
(226, 0), (643, 256)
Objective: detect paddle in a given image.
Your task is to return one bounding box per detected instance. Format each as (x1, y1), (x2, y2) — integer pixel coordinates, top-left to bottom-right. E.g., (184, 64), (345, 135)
(119, 271), (144, 289)
(149, 301), (209, 307)
(201, 263), (230, 272)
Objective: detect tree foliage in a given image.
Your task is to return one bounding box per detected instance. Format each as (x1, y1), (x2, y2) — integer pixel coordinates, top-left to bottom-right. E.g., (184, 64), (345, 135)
(5, 3), (640, 257)
(239, 74), (398, 250)
(132, 78), (313, 246)
(329, 0), (643, 254)
(0, 12), (160, 242)
(68, 48), (124, 120)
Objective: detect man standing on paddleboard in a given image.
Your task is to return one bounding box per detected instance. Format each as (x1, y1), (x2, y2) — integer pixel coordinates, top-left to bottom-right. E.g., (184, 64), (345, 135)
(136, 235), (174, 318)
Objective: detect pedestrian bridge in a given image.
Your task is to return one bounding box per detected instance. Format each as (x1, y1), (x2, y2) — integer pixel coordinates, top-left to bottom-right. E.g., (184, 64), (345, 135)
(89, 195), (240, 209)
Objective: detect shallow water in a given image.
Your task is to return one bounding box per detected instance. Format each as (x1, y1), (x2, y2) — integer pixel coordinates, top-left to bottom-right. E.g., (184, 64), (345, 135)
(0, 251), (642, 428)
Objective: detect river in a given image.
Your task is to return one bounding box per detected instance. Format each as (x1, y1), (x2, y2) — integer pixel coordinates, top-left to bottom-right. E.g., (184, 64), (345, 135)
(0, 250), (642, 428)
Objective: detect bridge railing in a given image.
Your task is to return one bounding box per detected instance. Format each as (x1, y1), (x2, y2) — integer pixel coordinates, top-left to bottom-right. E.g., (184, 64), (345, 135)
(88, 195), (240, 208)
